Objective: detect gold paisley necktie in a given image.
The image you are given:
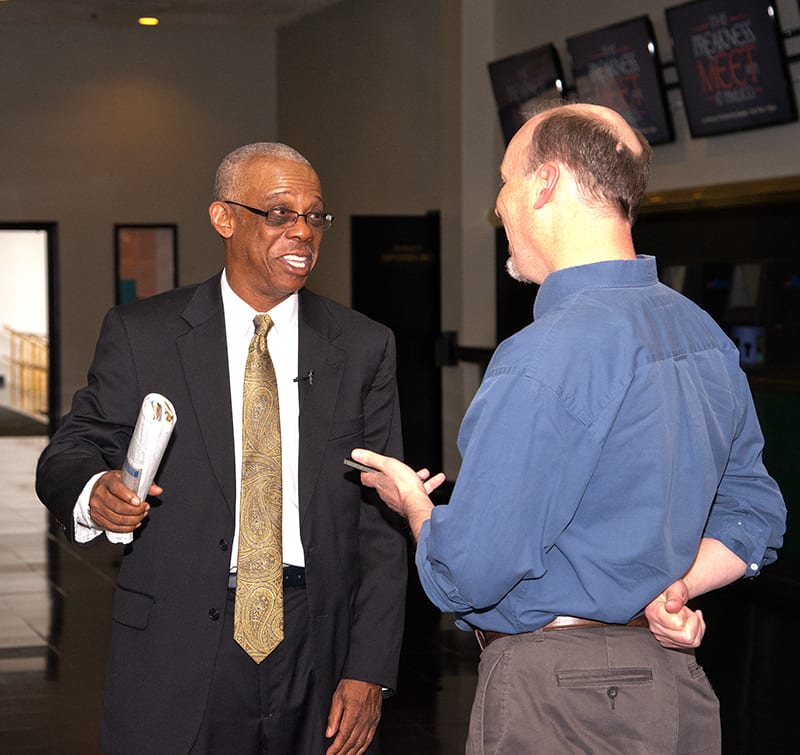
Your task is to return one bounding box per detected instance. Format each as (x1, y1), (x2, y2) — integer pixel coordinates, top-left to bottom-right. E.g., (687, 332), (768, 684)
(235, 313), (283, 662)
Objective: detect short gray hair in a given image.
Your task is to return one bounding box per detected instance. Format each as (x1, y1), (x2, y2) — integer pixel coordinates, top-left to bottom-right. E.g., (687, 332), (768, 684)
(213, 142), (312, 200)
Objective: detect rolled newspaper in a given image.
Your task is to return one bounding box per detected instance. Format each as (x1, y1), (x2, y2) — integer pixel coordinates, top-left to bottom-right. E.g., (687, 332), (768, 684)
(109, 392), (177, 544)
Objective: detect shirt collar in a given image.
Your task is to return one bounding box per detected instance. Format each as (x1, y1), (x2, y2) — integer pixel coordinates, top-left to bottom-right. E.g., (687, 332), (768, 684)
(220, 269), (299, 337)
(533, 255), (658, 320)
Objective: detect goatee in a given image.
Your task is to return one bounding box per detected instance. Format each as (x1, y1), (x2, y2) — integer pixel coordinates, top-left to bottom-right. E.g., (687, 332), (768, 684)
(506, 257), (531, 284)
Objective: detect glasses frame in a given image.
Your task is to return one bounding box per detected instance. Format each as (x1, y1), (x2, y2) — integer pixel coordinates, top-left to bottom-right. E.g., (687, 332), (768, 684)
(222, 200), (334, 231)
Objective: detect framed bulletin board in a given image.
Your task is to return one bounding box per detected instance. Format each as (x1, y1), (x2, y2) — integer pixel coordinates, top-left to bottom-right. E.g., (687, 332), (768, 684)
(665, 0), (798, 137)
(567, 15), (675, 145)
(114, 224), (178, 304)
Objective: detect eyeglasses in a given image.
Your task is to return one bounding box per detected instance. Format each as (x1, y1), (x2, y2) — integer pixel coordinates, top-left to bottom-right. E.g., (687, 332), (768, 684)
(223, 200), (334, 231)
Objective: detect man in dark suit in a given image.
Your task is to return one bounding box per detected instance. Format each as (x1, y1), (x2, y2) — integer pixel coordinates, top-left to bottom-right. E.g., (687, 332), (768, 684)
(36, 143), (408, 754)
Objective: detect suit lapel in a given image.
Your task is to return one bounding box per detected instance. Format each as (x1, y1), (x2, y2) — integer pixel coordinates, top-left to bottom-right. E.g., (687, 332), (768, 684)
(177, 274), (236, 513)
(297, 289), (345, 519)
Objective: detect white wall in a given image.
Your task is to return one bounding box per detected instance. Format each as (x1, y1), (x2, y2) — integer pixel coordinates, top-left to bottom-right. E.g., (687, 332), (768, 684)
(0, 22), (279, 400)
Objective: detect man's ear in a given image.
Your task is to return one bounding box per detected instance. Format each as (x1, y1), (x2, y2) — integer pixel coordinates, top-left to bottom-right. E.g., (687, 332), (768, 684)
(208, 201), (234, 239)
(533, 162), (560, 210)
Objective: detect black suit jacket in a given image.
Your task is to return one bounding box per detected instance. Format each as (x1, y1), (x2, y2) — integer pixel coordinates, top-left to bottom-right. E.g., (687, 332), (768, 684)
(36, 274), (407, 754)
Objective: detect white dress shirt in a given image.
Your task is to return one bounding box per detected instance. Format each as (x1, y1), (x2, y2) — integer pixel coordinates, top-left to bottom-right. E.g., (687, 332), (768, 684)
(221, 270), (303, 568)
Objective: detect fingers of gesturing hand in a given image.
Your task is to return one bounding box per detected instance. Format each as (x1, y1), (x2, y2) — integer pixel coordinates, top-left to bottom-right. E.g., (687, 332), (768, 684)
(422, 472), (446, 495)
(415, 468), (447, 494)
(88, 471), (150, 532)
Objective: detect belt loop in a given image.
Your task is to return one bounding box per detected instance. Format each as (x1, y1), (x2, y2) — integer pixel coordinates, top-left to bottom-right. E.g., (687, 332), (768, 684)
(474, 628), (487, 651)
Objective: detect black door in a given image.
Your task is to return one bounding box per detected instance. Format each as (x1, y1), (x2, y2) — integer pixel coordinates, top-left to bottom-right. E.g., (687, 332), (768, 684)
(351, 212), (441, 473)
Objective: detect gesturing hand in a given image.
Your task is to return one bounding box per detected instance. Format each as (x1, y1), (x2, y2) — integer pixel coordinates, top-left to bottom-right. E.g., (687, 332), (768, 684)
(349, 449), (446, 540)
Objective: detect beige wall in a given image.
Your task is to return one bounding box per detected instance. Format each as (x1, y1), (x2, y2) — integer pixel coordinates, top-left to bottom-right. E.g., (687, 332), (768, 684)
(277, 0), (800, 474)
(276, 0), (442, 305)
(495, 0), (800, 190)
(279, 0), (800, 326)
(3, 1), (799, 472)
(277, 0), (500, 471)
(1, 23), (278, 397)
(277, 0), (800, 316)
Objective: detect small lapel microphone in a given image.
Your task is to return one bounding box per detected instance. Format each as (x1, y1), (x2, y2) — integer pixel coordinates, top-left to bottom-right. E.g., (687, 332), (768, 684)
(293, 370), (314, 385)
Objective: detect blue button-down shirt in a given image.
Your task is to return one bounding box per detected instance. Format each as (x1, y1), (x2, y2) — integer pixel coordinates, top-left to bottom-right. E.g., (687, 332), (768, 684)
(417, 256), (786, 633)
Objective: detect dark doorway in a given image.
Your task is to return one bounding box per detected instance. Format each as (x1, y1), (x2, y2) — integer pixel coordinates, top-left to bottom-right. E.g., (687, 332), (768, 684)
(351, 212), (442, 473)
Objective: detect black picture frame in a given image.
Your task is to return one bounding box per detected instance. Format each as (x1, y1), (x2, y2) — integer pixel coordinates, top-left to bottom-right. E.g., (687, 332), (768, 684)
(114, 224), (178, 304)
(665, 0), (798, 137)
(488, 44), (565, 144)
(567, 15), (675, 145)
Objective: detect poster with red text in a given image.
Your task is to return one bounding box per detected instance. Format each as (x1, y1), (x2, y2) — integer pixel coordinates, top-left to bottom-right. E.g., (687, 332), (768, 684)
(666, 0), (797, 136)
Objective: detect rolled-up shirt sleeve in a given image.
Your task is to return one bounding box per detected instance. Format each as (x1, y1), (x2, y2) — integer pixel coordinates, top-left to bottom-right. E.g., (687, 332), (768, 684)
(703, 380), (786, 577)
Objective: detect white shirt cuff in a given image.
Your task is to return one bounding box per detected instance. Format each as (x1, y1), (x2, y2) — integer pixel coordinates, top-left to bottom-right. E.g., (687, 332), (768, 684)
(72, 472), (133, 544)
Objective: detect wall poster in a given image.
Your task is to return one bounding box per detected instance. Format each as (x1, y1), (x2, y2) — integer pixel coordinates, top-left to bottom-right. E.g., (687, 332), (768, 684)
(665, 0), (797, 136)
(488, 44), (565, 144)
(115, 224), (178, 304)
(567, 16), (675, 145)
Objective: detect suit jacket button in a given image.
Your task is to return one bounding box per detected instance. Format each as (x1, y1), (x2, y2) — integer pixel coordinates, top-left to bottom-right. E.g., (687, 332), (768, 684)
(209, 608), (220, 621)
(218, 539), (228, 551)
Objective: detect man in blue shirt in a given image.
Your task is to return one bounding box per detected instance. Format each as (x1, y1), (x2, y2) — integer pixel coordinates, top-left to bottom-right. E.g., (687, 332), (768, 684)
(351, 102), (786, 753)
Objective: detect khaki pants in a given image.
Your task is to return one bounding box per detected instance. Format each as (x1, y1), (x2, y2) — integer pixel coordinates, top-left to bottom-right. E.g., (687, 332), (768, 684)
(467, 626), (720, 754)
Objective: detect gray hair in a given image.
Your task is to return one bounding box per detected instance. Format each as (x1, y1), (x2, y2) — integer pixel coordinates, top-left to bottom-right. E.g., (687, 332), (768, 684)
(213, 142), (312, 200)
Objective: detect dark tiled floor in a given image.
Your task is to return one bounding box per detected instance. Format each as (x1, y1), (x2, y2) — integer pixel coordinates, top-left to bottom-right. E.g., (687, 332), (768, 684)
(0, 436), (476, 755)
(1, 435), (798, 754)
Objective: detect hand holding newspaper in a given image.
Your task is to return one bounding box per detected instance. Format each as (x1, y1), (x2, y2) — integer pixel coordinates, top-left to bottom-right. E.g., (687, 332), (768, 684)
(109, 392), (177, 544)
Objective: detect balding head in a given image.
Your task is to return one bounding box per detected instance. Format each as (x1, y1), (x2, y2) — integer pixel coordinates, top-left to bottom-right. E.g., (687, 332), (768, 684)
(514, 102), (652, 223)
(569, 103), (644, 156)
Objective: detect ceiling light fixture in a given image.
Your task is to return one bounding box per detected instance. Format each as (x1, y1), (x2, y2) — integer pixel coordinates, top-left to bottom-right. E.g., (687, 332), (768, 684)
(138, 17), (160, 27)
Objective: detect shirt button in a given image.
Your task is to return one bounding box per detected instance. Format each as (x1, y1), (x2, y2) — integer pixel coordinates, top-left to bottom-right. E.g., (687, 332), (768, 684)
(209, 608), (220, 621)
(749, 563), (758, 572)
(219, 538), (228, 551)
